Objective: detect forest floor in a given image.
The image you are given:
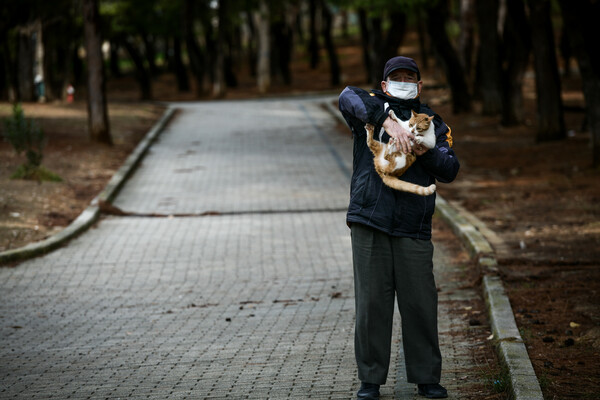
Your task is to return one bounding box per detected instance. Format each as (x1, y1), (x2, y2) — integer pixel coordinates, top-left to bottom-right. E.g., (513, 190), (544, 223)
(1, 39), (599, 399)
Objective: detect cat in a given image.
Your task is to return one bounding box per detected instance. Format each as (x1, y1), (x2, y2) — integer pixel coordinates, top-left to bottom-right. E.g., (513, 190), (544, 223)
(365, 109), (437, 196)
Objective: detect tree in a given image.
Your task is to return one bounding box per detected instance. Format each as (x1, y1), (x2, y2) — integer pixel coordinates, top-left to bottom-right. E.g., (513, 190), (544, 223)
(426, 0), (472, 113)
(321, 0), (340, 86)
(500, 0), (531, 126)
(83, 0), (111, 145)
(475, 0), (502, 114)
(528, 0), (564, 140)
(253, 0), (270, 93)
(559, 0), (600, 166)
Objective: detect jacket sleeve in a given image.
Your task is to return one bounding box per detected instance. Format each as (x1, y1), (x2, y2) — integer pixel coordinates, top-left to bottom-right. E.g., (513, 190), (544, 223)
(338, 86), (389, 127)
(417, 115), (460, 183)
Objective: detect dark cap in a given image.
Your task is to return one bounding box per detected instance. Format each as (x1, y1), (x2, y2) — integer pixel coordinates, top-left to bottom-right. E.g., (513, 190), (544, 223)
(383, 56), (420, 81)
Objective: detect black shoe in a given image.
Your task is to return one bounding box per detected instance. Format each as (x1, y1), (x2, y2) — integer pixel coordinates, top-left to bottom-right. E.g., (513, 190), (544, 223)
(357, 382), (380, 399)
(417, 383), (448, 398)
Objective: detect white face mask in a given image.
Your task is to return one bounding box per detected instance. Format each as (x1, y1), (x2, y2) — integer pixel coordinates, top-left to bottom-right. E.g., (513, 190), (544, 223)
(386, 80), (419, 100)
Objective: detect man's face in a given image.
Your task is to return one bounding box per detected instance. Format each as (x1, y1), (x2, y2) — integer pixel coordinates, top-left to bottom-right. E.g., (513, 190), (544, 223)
(381, 69), (422, 96)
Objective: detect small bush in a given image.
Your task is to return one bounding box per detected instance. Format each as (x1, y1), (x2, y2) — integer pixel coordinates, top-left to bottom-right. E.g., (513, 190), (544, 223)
(2, 103), (61, 182)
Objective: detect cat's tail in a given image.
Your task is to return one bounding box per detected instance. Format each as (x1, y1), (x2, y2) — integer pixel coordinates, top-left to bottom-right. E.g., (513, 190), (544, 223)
(381, 175), (436, 196)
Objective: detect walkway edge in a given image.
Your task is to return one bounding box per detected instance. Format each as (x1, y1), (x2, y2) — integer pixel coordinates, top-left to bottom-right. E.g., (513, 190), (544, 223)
(436, 196), (543, 400)
(322, 99), (543, 400)
(0, 107), (176, 265)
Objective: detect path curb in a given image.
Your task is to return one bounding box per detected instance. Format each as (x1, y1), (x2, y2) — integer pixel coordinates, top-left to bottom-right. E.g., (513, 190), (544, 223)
(323, 99), (543, 400)
(0, 107), (176, 265)
(436, 194), (543, 400)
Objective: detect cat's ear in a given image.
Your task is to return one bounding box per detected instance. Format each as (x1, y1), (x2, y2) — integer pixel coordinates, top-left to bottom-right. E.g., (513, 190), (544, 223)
(411, 110), (417, 117)
(427, 115), (434, 122)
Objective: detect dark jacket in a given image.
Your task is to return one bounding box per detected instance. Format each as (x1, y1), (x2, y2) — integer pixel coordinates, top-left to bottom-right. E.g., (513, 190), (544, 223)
(338, 86), (459, 240)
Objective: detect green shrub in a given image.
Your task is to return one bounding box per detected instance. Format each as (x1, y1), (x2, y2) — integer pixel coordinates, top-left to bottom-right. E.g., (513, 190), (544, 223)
(2, 103), (61, 182)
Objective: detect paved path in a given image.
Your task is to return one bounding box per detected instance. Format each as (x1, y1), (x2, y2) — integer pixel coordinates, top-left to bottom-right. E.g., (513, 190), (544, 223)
(1, 97), (484, 399)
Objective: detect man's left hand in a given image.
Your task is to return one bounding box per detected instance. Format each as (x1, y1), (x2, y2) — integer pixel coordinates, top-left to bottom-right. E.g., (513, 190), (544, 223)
(413, 144), (429, 156)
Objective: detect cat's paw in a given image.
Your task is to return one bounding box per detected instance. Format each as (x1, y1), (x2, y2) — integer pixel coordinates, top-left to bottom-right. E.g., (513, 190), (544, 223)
(424, 184), (436, 195)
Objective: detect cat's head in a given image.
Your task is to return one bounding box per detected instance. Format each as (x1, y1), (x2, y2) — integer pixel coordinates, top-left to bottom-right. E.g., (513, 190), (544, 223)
(409, 110), (434, 132)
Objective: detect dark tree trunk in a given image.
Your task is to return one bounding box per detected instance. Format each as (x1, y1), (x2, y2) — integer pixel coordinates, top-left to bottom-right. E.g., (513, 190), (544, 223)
(381, 11), (406, 64)
(308, 0), (319, 69)
(500, 0), (531, 126)
(559, 0), (600, 166)
(17, 31), (35, 102)
(120, 36), (152, 100)
(458, 0), (475, 76)
(184, 0), (206, 96)
(271, 19), (293, 85)
(367, 16), (383, 87)
(245, 9), (257, 77)
(475, 0), (502, 115)
(142, 34), (158, 76)
(529, 0), (565, 140)
(321, 0), (340, 86)
(82, 0), (111, 144)
(357, 9), (371, 84)
(172, 37), (189, 91)
(416, 9), (429, 71)
(1, 38), (18, 102)
(109, 41), (121, 78)
(213, 0), (227, 97)
(426, 0), (472, 113)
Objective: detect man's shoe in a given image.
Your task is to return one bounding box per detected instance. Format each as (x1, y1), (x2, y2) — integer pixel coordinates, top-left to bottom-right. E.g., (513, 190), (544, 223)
(357, 382), (380, 399)
(417, 383), (448, 398)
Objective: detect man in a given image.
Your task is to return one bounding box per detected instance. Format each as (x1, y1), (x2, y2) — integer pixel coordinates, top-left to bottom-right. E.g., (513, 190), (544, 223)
(338, 56), (459, 399)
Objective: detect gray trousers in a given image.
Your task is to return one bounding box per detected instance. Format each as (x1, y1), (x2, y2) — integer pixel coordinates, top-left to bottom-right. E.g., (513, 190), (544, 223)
(351, 223), (442, 385)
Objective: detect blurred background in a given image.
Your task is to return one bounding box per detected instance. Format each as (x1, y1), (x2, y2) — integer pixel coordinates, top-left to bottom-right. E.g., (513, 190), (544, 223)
(1, 1), (599, 398)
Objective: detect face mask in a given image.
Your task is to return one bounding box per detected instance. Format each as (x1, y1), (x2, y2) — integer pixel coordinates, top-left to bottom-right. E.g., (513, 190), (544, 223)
(386, 80), (419, 100)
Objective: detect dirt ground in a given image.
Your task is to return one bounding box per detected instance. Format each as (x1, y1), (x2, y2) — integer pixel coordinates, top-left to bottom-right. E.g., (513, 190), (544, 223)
(1, 38), (599, 399)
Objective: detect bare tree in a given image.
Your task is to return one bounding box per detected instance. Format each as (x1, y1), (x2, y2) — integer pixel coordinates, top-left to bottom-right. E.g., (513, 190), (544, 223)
(529, 0), (564, 140)
(82, 0), (111, 145)
(253, 0), (270, 93)
(559, 0), (600, 166)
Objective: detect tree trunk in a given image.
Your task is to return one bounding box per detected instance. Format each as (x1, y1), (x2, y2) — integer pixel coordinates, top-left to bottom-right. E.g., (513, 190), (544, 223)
(321, 0), (340, 86)
(308, 0), (319, 69)
(458, 0), (475, 76)
(121, 36), (152, 100)
(213, 0), (227, 97)
(475, 0), (502, 115)
(381, 11), (406, 66)
(184, 0), (206, 96)
(17, 30), (35, 102)
(500, 0), (531, 126)
(357, 9), (371, 84)
(367, 16), (383, 87)
(142, 33), (158, 76)
(173, 37), (189, 91)
(529, 0), (565, 140)
(253, 0), (270, 93)
(416, 9), (429, 71)
(82, 0), (111, 145)
(109, 41), (121, 78)
(426, 0), (472, 113)
(559, 0), (600, 166)
(271, 18), (293, 85)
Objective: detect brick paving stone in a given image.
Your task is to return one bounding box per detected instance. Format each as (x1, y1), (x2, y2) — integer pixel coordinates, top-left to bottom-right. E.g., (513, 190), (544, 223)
(1, 96), (485, 399)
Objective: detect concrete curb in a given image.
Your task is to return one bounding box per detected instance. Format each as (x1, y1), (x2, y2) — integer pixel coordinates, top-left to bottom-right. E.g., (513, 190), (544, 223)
(435, 198), (544, 400)
(322, 99), (543, 400)
(0, 106), (176, 265)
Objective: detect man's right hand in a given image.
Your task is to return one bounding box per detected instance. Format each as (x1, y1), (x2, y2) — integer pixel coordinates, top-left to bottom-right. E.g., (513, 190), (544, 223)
(382, 115), (414, 154)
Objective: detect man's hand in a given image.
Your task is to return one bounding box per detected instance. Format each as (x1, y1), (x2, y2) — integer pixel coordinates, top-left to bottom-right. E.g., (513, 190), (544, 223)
(413, 144), (429, 156)
(382, 115), (414, 154)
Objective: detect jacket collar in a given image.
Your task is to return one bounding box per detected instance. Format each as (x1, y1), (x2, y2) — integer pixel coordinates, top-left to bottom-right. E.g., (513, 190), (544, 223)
(371, 89), (421, 120)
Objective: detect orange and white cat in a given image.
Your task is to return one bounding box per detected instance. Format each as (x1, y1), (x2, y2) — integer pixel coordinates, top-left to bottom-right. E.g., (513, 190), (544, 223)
(365, 109), (437, 196)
